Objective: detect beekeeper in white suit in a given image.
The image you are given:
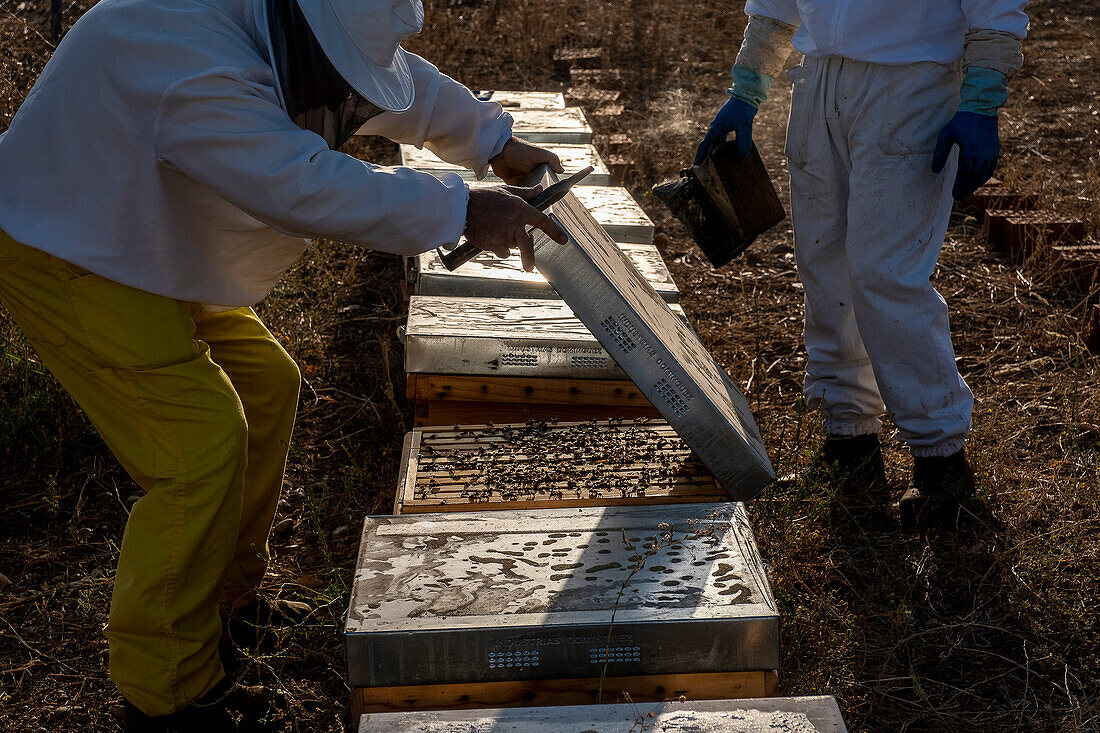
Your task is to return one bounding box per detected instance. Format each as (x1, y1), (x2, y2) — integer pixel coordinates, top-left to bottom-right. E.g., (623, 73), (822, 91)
(0, 0), (567, 728)
(696, 0), (1027, 528)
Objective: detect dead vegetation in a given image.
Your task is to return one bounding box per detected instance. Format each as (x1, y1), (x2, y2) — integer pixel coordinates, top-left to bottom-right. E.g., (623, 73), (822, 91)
(1, 0), (1098, 731)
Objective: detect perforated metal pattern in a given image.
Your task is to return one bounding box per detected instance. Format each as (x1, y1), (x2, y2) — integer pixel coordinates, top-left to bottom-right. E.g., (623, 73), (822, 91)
(601, 316), (636, 354)
(655, 378), (690, 417)
(589, 645), (642, 664)
(570, 355), (607, 369)
(487, 649), (540, 669)
(499, 352), (538, 367)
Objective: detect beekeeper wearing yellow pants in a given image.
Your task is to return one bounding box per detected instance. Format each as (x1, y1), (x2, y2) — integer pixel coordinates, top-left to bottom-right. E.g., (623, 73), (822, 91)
(697, 0), (1027, 528)
(0, 232), (301, 715)
(0, 0), (567, 728)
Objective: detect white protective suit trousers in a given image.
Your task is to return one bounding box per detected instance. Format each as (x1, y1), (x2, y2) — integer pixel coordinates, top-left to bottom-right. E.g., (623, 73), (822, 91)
(785, 56), (974, 457)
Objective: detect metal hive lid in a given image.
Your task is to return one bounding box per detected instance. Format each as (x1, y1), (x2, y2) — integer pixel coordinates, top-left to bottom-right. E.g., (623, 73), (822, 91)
(414, 242), (678, 302)
(403, 295), (690, 378)
(347, 502), (775, 633)
(528, 168), (774, 497)
(359, 696), (849, 732)
(400, 143), (610, 185)
(344, 503), (778, 686)
(406, 295), (603, 342)
(509, 107), (593, 144)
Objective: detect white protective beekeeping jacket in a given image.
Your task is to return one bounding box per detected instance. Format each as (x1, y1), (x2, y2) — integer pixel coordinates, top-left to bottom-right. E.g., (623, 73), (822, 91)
(745, 0), (1028, 64)
(0, 0), (511, 308)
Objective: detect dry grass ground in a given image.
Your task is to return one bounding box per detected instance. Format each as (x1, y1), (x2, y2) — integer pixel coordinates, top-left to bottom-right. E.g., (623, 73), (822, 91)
(1, 0), (1097, 731)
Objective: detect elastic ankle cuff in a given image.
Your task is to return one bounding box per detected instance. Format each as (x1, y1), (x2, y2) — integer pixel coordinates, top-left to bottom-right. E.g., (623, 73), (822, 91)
(909, 439), (966, 458)
(823, 416), (882, 437)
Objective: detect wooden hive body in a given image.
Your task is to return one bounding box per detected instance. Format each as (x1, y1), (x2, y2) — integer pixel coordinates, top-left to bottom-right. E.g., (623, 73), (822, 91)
(394, 420), (729, 513)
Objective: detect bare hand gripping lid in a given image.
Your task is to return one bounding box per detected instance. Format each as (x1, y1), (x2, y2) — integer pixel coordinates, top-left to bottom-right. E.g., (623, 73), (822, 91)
(291, 0), (423, 113)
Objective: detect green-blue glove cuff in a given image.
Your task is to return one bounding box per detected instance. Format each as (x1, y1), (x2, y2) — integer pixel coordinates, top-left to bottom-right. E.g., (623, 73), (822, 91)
(958, 67), (1008, 117)
(728, 65), (774, 109)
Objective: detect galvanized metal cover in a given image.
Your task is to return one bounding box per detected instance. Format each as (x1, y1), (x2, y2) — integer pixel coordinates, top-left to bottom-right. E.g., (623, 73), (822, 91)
(360, 696), (848, 732)
(531, 171), (774, 497)
(414, 242), (678, 303)
(572, 185), (654, 244)
(400, 143), (611, 186)
(345, 503), (778, 687)
(474, 90), (566, 109)
(404, 295), (686, 379)
(510, 107), (593, 144)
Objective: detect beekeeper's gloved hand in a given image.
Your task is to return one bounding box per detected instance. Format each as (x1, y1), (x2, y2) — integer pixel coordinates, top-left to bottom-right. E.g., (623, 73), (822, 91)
(932, 67), (1007, 200)
(490, 137), (564, 185)
(464, 185), (568, 272)
(694, 65), (772, 164)
(696, 97), (757, 164)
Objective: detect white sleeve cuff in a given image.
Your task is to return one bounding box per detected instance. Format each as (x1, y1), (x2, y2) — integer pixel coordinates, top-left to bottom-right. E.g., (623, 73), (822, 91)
(435, 171), (470, 251)
(963, 29), (1024, 78)
(735, 15), (797, 78)
(470, 112), (514, 180)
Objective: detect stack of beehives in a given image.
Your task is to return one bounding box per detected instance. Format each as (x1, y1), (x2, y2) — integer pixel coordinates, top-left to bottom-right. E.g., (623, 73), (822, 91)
(397, 90), (668, 426)
(341, 89), (849, 733)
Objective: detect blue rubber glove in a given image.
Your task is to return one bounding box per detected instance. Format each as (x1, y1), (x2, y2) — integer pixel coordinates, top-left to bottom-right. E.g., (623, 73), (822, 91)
(931, 112), (999, 200)
(695, 97), (758, 164)
(932, 67), (1007, 200)
(694, 66), (772, 164)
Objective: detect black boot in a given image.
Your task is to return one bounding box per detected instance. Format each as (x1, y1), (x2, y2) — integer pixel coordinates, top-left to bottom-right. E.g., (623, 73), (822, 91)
(223, 596), (314, 653)
(121, 678), (251, 733)
(808, 433), (887, 496)
(900, 449), (975, 529)
(122, 702), (236, 733)
(219, 597), (314, 678)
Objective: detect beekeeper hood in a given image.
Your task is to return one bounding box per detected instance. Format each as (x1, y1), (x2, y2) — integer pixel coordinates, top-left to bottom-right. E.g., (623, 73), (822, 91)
(262, 0), (423, 146)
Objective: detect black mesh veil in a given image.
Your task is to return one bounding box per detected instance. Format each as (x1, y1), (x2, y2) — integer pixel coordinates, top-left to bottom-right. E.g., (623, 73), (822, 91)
(295, 95), (385, 151)
(267, 0), (385, 150)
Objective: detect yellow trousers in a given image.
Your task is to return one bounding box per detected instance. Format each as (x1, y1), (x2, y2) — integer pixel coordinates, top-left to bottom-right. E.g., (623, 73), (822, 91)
(0, 230), (300, 716)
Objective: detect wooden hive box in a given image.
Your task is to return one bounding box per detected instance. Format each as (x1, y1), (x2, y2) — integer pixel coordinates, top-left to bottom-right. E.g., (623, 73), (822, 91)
(1004, 211), (1086, 259)
(1051, 242), (1100, 289)
(572, 185), (654, 244)
(412, 241), (678, 303)
(403, 295), (692, 380)
(451, 182), (655, 245)
(403, 295), (686, 426)
(570, 68), (626, 89)
(393, 419), (730, 514)
(552, 47), (603, 76)
(594, 133), (633, 153)
(473, 90), (565, 109)
(1085, 303), (1100, 354)
(400, 143), (611, 186)
(566, 87), (622, 105)
(981, 208), (1028, 250)
(509, 107), (593, 144)
(956, 184), (1038, 214)
(345, 503), (779, 715)
(359, 696), (848, 731)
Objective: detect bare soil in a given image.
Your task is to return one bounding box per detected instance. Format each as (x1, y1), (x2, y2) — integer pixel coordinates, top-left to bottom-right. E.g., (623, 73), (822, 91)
(1, 0), (1097, 731)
